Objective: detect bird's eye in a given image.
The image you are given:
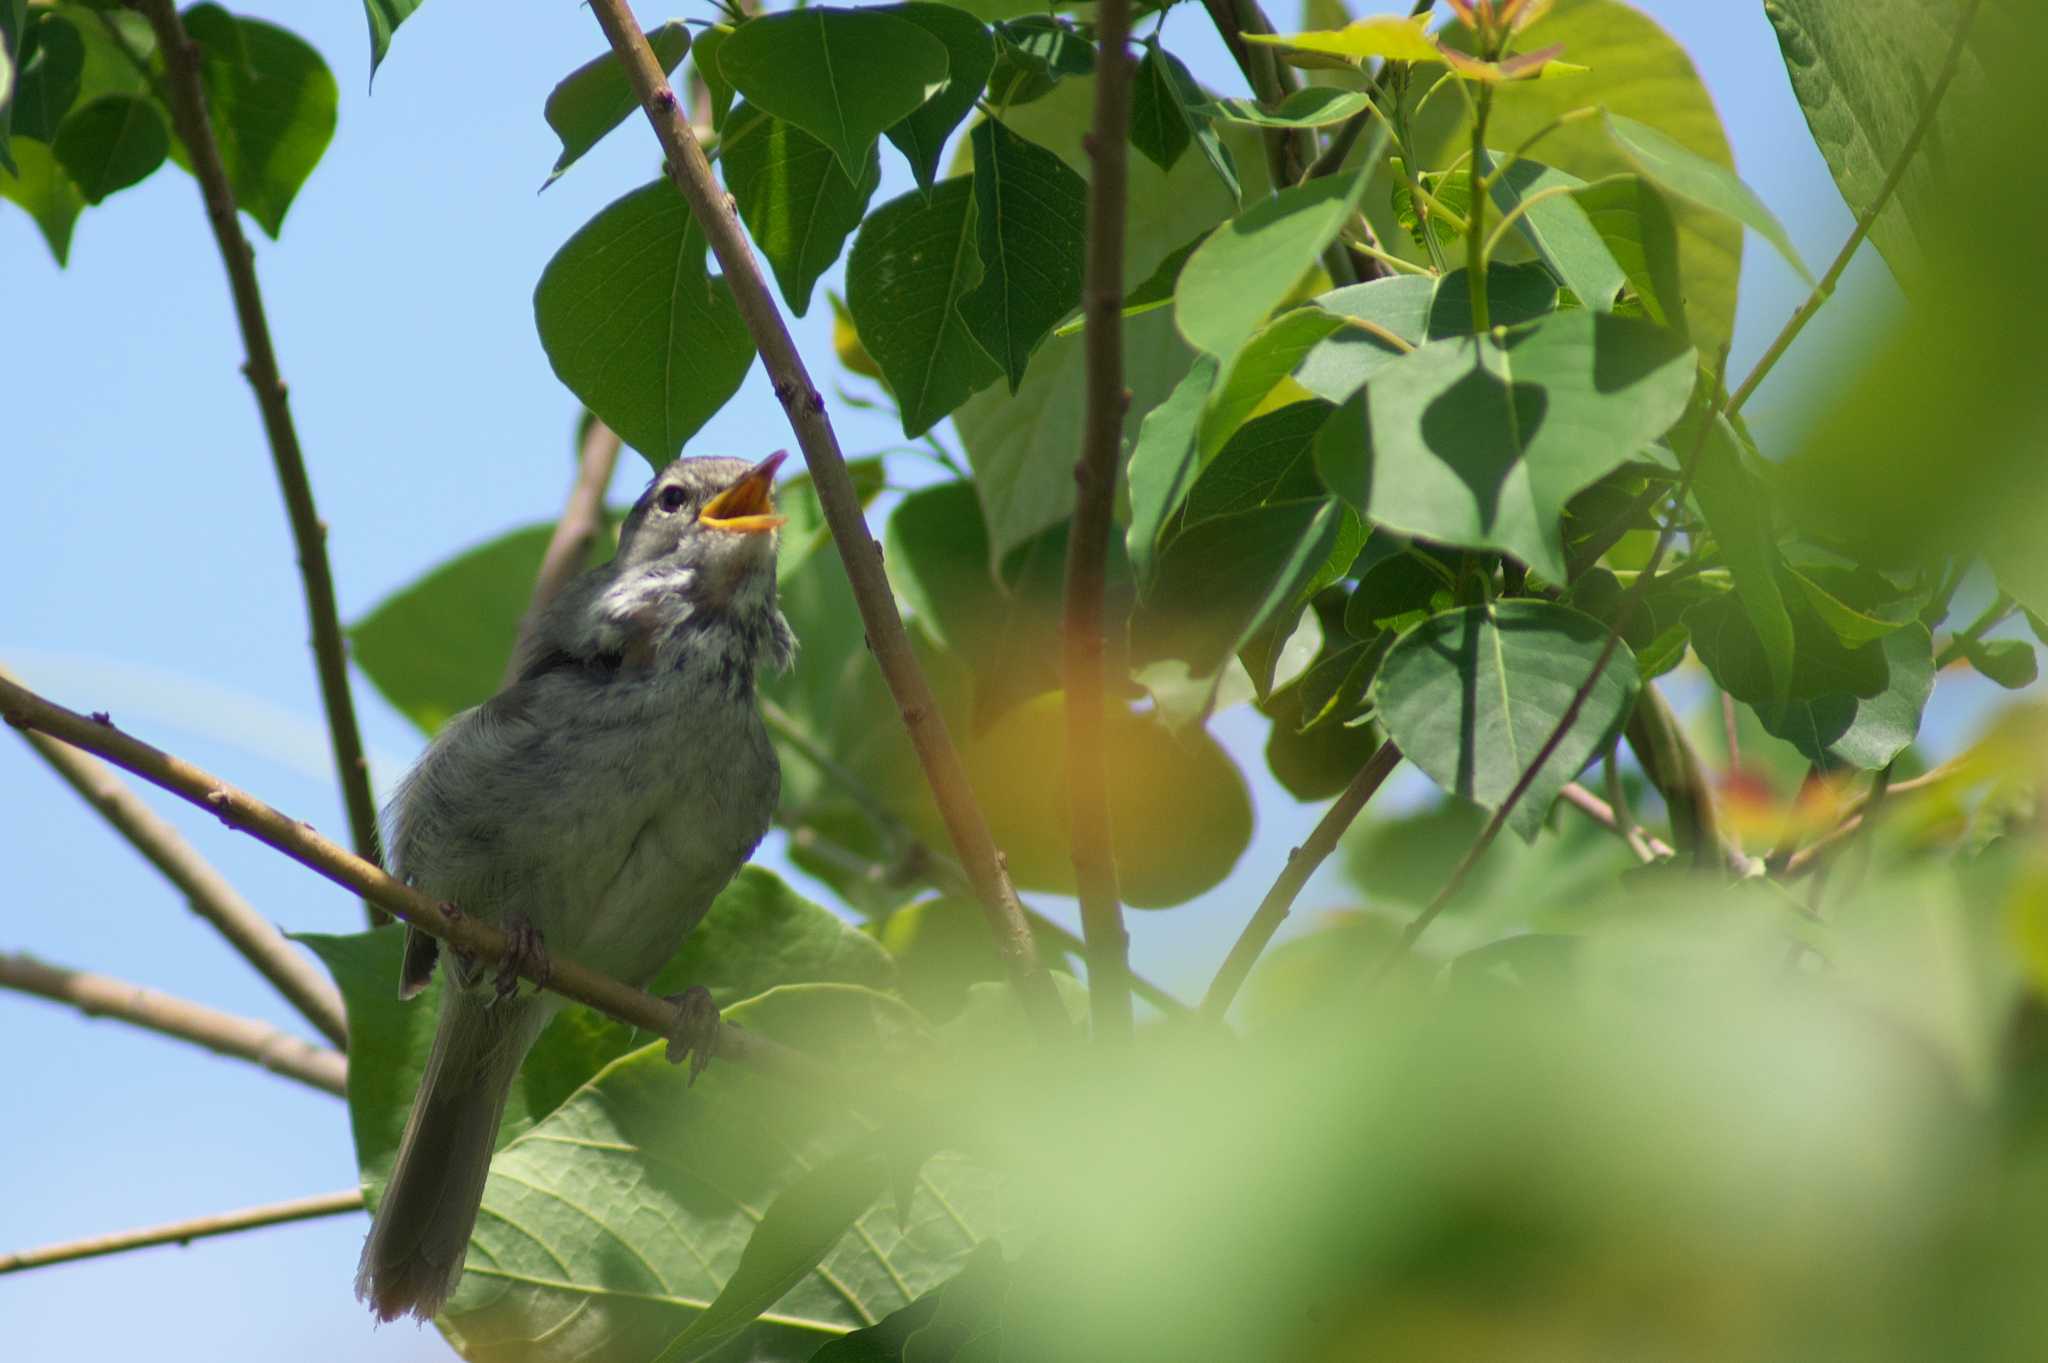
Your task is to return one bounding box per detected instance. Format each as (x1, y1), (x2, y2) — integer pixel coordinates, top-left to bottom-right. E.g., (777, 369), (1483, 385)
(658, 485), (689, 513)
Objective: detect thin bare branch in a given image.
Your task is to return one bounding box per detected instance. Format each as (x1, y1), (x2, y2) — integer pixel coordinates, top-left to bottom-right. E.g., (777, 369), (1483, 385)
(0, 677), (847, 1094)
(0, 952), (346, 1097)
(507, 417), (624, 686)
(1558, 781), (1669, 863)
(11, 709), (347, 1048)
(584, 3), (1066, 1036)
(131, 0), (383, 909)
(0, 1190), (363, 1276)
(1203, 742), (1403, 1020)
(1064, 0), (1138, 1044)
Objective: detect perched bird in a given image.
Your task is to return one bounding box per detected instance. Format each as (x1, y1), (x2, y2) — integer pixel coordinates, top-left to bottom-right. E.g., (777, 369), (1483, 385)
(356, 452), (794, 1323)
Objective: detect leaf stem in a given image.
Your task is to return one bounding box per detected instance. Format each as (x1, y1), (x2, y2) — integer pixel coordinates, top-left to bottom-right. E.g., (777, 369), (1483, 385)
(1465, 81), (1494, 330)
(1479, 105), (1601, 192)
(132, 0), (385, 914)
(1478, 171), (1633, 265)
(0, 951), (347, 1097)
(585, 0), (1068, 1037)
(0, 1189), (364, 1276)
(1202, 741), (1403, 1020)
(1727, 0), (1985, 414)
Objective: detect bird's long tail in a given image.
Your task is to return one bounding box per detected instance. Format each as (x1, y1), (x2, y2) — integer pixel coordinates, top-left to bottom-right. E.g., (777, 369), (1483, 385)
(356, 989), (552, 1323)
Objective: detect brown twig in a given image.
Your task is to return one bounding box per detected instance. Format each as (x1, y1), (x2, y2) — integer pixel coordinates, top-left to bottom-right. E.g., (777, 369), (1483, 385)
(1063, 0), (1137, 1044)
(506, 417), (624, 686)
(132, 0), (384, 910)
(1558, 781), (1670, 863)
(0, 952), (347, 1097)
(13, 715), (348, 1048)
(0, 1189), (364, 1276)
(1202, 741), (1403, 1019)
(0, 677), (844, 1092)
(585, 0), (1066, 1036)
(1201, 0), (1309, 189)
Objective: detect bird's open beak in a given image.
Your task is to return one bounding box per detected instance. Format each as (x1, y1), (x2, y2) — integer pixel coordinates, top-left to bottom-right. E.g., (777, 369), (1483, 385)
(700, 451), (788, 534)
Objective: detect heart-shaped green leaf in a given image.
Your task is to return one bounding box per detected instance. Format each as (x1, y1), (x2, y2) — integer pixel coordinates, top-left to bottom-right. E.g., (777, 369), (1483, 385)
(880, 2), (993, 194)
(176, 7), (336, 237)
(540, 20), (691, 190)
(1755, 624), (1934, 768)
(1175, 172), (1363, 363)
(723, 102), (880, 317)
(52, 93), (166, 202)
(959, 116), (1088, 392)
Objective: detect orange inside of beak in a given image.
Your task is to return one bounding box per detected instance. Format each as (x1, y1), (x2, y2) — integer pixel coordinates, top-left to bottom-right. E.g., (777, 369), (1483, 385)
(700, 453), (788, 534)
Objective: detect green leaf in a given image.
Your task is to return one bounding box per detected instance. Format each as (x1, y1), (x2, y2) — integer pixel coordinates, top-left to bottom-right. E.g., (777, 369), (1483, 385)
(52, 93), (167, 203)
(1959, 636), (2039, 691)
(534, 180), (756, 464)
(875, 897), (1073, 1023)
(1416, 0), (1744, 356)
(1571, 174), (1685, 334)
(958, 116), (1088, 392)
(985, 13), (1092, 105)
(541, 19), (691, 190)
(1764, 0), (1992, 293)
(1052, 229), (1205, 337)
(1689, 411), (1794, 700)
(845, 176), (1001, 438)
(1372, 600), (1641, 841)
(0, 134), (85, 264)
(1204, 86), (1375, 129)
(351, 523), (565, 733)
(1344, 548), (1457, 638)
(1125, 355), (1218, 591)
(1151, 40), (1241, 203)
(692, 24), (735, 131)
(175, 7), (336, 238)
(1685, 585), (1890, 707)
(1755, 624), (1935, 769)
(646, 866), (896, 1009)
(362, 0), (423, 80)
(717, 6), (949, 182)
(880, 2), (993, 195)
(1198, 307), (1344, 461)
(1603, 111), (1812, 285)
(808, 1242), (1008, 1361)
(723, 102), (880, 317)
(1175, 172), (1363, 363)
(0, 0), (23, 176)
(1128, 37), (1190, 171)
(1486, 154), (1627, 312)
(1245, 14), (1440, 65)
(1317, 311), (1696, 581)
(1783, 562), (1917, 649)
(10, 9), (84, 143)
(1297, 262), (1558, 404)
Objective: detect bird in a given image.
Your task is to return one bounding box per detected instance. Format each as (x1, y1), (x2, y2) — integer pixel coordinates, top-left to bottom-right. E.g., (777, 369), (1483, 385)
(355, 451), (795, 1324)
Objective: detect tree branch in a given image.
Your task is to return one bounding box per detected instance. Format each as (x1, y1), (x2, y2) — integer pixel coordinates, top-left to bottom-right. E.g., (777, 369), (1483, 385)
(1202, 741), (1403, 1020)
(0, 1189), (363, 1276)
(130, 0), (384, 908)
(506, 417), (624, 686)
(584, 2), (1066, 1037)
(0, 952), (347, 1097)
(1200, 0), (1310, 189)
(1063, 0), (1137, 1044)
(1558, 780), (1668, 863)
(0, 677), (845, 1093)
(11, 707), (348, 1048)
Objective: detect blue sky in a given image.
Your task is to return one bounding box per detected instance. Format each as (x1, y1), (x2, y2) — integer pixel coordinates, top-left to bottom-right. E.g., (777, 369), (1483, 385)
(0, 2), (1957, 1358)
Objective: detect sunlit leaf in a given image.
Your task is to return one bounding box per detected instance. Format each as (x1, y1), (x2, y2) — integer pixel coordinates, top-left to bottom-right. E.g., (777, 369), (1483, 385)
(541, 20), (691, 190)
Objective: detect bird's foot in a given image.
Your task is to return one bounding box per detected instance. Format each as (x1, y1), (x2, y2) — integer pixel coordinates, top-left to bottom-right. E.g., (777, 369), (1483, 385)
(661, 985), (721, 1084)
(494, 912), (550, 1002)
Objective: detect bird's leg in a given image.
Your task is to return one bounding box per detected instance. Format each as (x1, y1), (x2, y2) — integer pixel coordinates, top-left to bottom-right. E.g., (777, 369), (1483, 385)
(494, 911), (551, 1002)
(661, 985), (721, 1084)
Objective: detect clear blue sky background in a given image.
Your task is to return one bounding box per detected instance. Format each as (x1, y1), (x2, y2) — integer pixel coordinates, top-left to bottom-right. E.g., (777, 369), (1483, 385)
(0, 2), (1973, 1358)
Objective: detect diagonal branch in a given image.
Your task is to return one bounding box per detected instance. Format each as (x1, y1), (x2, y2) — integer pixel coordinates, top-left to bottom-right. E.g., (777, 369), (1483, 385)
(11, 705), (348, 1048)
(585, 3), (1067, 1037)
(0, 1189), (363, 1276)
(0, 677), (846, 1095)
(507, 417), (624, 685)
(1202, 741), (1403, 1019)
(131, 0), (384, 909)
(1064, 0), (1138, 1044)
(0, 952), (347, 1097)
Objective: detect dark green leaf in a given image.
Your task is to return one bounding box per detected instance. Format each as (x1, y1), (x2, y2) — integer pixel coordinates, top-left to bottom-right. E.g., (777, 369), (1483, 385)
(1125, 355), (1217, 591)
(986, 13), (1091, 105)
(1755, 624), (1935, 768)
(1317, 311), (1696, 580)
(1135, 493), (1341, 679)
(646, 866), (896, 1009)
(1175, 172), (1363, 363)
(0, 0), (23, 174)
(845, 176), (1001, 437)
(692, 24), (735, 131)
(1149, 39), (1239, 202)
(176, 7), (336, 238)
(959, 116), (1087, 391)
(534, 180), (756, 463)
(876, 897), (1073, 1023)
(1573, 174), (1686, 334)
(1960, 636), (2039, 691)
(1372, 600), (1642, 841)
(52, 93), (167, 202)
(1486, 154), (1627, 312)
(362, 0), (423, 79)
(1198, 307), (1344, 460)
(1689, 411), (1793, 699)
(0, 133), (85, 263)
(10, 9), (84, 143)
(723, 102), (880, 317)
(1604, 111), (1812, 284)
(718, 6), (949, 181)
(809, 1243), (1009, 1362)
(1128, 37), (1189, 171)
(1344, 549), (1457, 638)
(1784, 562), (1918, 649)
(1685, 586), (1890, 707)
(881, 2), (993, 194)
(541, 19), (691, 189)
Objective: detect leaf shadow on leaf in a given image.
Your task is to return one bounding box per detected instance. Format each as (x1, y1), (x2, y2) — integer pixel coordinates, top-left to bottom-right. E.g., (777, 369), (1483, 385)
(1418, 360), (1550, 537)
